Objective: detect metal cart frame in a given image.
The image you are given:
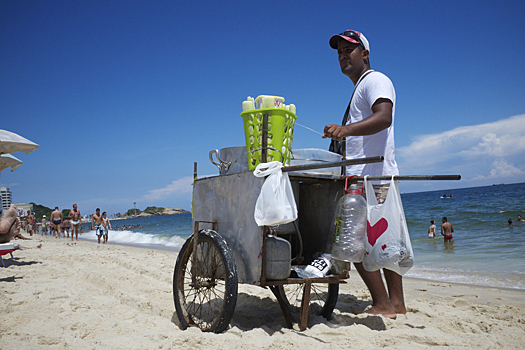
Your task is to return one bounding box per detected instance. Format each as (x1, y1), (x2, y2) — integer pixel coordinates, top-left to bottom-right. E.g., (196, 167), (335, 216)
(172, 152), (460, 332)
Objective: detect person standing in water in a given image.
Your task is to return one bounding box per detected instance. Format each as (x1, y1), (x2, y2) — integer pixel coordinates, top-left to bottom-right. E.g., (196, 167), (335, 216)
(428, 220), (436, 238)
(441, 217), (454, 243)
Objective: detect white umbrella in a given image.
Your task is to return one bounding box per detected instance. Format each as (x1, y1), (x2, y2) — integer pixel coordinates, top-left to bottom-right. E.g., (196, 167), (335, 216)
(0, 154), (23, 173)
(0, 129), (39, 155)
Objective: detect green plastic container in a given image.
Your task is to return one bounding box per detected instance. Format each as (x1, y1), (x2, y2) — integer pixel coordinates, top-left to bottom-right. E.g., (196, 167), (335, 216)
(241, 108), (297, 170)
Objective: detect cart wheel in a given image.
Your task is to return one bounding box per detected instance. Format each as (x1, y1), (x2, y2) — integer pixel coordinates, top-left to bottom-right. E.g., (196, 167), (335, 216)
(173, 229), (238, 333)
(278, 282), (339, 320)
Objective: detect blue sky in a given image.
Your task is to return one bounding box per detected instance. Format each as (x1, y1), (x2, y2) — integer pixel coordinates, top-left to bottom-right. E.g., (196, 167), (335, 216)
(1, 0), (524, 216)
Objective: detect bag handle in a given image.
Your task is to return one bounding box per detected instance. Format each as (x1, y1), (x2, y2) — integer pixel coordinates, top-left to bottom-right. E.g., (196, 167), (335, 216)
(344, 175), (361, 194)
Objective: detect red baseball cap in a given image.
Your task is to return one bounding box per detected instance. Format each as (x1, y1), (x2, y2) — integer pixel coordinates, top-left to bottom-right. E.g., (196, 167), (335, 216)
(329, 30), (370, 52)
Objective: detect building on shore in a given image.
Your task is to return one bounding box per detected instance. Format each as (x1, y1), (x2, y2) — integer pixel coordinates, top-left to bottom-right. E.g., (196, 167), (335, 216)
(1, 187), (12, 214)
(13, 203), (34, 217)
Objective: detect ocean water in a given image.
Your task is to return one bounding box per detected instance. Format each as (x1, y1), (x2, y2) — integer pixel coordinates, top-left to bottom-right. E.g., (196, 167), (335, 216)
(80, 214), (192, 249)
(80, 182), (525, 290)
(401, 182), (525, 290)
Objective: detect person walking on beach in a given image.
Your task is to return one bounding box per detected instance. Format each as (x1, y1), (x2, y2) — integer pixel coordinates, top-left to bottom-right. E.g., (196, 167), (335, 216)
(428, 220), (436, 238)
(50, 207), (63, 239)
(102, 211), (111, 244)
(41, 215), (47, 235)
(323, 29), (405, 318)
(62, 217), (71, 238)
(68, 204), (82, 241)
(91, 208), (104, 244)
(441, 217), (454, 243)
(24, 210), (35, 236)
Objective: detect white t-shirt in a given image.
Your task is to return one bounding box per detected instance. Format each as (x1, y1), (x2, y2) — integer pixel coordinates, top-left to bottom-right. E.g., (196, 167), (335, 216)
(345, 70), (399, 182)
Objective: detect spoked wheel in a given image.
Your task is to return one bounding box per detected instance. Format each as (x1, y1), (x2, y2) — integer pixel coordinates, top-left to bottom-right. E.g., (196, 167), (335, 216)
(278, 282), (339, 320)
(173, 229), (238, 333)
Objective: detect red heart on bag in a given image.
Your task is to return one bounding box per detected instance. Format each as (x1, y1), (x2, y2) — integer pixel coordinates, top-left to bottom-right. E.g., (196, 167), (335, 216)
(382, 244), (387, 250)
(367, 218), (389, 246)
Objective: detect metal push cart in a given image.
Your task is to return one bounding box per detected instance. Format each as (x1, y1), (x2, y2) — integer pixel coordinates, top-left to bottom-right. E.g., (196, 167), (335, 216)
(172, 147), (460, 333)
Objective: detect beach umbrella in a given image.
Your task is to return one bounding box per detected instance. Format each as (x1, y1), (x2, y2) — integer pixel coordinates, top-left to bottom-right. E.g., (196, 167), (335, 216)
(0, 154), (23, 173)
(0, 129), (39, 155)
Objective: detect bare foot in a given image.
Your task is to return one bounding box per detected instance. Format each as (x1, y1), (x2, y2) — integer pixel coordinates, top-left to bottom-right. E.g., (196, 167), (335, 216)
(391, 302), (407, 315)
(0, 204), (22, 242)
(366, 305), (397, 319)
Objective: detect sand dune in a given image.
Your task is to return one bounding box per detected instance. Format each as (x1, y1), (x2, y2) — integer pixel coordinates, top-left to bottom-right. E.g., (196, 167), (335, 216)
(1, 235), (524, 349)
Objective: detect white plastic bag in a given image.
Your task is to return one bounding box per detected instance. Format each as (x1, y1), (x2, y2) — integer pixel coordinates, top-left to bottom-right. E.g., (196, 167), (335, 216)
(362, 176), (414, 275)
(253, 161), (298, 226)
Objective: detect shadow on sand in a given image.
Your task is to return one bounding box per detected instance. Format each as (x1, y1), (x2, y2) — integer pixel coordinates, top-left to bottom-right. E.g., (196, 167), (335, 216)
(169, 291), (387, 334)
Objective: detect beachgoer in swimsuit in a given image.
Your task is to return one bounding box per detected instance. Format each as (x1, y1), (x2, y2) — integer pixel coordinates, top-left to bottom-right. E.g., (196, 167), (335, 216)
(102, 211), (111, 244)
(50, 207), (63, 239)
(428, 220), (436, 238)
(68, 204), (82, 241)
(441, 217), (454, 243)
(24, 210), (35, 236)
(91, 208), (104, 244)
(41, 216), (47, 235)
(62, 218), (71, 238)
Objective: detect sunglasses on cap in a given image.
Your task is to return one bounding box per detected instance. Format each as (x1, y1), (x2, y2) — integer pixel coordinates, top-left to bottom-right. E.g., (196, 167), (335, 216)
(338, 30), (365, 49)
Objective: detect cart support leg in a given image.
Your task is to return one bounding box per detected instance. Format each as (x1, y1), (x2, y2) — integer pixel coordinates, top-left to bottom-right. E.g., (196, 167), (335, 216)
(299, 281), (312, 331)
(269, 286), (294, 329)
(191, 222), (199, 286)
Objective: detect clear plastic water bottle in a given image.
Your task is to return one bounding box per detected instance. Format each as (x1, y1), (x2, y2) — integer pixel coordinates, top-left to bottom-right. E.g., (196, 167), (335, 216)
(332, 183), (367, 262)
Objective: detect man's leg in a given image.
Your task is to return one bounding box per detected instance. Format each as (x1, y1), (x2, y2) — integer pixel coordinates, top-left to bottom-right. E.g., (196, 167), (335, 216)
(383, 269), (406, 314)
(353, 262), (396, 318)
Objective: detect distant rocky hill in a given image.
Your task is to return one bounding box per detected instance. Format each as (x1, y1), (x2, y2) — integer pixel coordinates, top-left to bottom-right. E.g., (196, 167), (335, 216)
(118, 207), (189, 219)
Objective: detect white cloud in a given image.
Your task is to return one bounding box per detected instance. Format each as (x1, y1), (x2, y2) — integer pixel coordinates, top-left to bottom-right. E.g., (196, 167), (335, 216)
(142, 176), (194, 201)
(397, 114), (525, 183)
(473, 159), (525, 180)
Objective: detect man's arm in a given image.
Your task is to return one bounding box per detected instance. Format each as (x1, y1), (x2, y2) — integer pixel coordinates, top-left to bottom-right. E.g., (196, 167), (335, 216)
(451, 224), (454, 233)
(323, 99), (393, 140)
(441, 224), (445, 236)
(91, 216), (95, 229)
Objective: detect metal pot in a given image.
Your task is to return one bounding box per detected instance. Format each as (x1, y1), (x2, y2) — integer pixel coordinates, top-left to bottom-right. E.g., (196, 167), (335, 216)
(209, 146), (250, 175)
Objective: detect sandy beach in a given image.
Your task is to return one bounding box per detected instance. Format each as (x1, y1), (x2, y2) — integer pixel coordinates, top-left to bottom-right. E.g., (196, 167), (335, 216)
(1, 233), (524, 349)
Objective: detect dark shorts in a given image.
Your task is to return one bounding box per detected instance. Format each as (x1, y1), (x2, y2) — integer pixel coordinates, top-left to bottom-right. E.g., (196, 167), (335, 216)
(53, 220), (62, 225)
(444, 234), (453, 241)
